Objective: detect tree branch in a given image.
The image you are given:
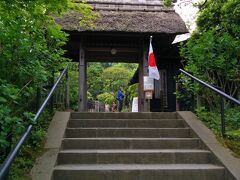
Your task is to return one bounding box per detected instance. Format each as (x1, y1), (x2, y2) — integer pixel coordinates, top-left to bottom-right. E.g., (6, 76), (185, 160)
(17, 80), (33, 96)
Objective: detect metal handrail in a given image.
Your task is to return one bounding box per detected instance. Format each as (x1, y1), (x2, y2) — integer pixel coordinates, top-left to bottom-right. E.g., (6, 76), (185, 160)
(0, 66), (69, 180)
(179, 69), (240, 136)
(179, 69), (240, 105)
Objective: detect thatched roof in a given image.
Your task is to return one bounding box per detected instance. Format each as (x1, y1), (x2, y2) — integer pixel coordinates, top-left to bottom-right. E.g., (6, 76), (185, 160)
(55, 0), (188, 34)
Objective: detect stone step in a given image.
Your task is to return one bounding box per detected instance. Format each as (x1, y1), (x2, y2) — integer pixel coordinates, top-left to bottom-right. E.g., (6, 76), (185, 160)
(57, 149), (211, 165)
(50, 112), (232, 180)
(71, 112), (177, 119)
(65, 128), (191, 138)
(68, 119), (186, 128)
(52, 164), (225, 180)
(61, 138), (201, 149)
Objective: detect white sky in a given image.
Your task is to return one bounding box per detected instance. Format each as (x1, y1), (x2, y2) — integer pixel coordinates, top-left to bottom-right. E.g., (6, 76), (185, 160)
(172, 0), (201, 43)
(174, 0), (201, 33)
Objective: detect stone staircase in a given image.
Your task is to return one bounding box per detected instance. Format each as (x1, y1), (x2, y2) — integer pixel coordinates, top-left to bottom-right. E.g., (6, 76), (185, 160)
(51, 112), (230, 180)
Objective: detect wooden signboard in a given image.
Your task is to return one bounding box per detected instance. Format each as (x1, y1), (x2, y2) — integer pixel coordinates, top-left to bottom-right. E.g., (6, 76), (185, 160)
(144, 76), (154, 91)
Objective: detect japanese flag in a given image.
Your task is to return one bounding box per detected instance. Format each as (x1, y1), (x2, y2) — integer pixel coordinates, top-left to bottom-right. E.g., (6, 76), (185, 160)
(148, 36), (160, 80)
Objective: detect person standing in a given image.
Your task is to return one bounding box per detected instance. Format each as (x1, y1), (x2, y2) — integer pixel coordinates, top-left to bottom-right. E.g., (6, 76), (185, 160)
(117, 88), (124, 112)
(111, 101), (117, 112)
(105, 104), (110, 112)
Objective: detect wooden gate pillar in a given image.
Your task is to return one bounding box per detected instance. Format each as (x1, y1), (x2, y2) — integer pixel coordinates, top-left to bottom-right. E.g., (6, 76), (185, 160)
(78, 40), (87, 112)
(138, 40), (150, 112)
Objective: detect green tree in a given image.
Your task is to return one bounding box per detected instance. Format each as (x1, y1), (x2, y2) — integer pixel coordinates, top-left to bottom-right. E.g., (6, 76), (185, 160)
(87, 63), (104, 99)
(178, 0), (240, 143)
(97, 92), (115, 105)
(101, 64), (134, 93)
(97, 63), (137, 110)
(180, 0), (240, 108)
(0, 0), (96, 162)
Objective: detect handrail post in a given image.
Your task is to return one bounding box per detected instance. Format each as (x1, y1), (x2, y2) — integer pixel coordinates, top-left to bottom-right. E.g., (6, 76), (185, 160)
(65, 68), (70, 109)
(176, 80), (180, 111)
(50, 71), (55, 113)
(220, 95), (225, 137)
(213, 85), (226, 137)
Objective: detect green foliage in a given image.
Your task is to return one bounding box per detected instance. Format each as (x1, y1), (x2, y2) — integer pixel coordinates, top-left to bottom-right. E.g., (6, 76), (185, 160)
(0, 81), (23, 156)
(69, 62), (138, 110)
(175, 75), (197, 111)
(0, 2), (67, 85)
(196, 0), (240, 34)
(163, 0), (172, 7)
(68, 62), (138, 111)
(87, 63), (104, 99)
(74, 2), (98, 27)
(225, 107), (240, 131)
(86, 63), (138, 110)
(179, 0), (240, 156)
(181, 30), (240, 87)
(195, 104), (240, 133)
(196, 106), (240, 156)
(196, 106), (240, 135)
(68, 63), (80, 110)
(8, 110), (53, 179)
(128, 83), (138, 99)
(222, 138), (240, 158)
(8, 115), (49, 180)
(0, 0), (96, 177)
(127, 83), (139, 103)
(101, 63), (137, 93)
(101, 63), (137, 109)
(180, 0), (240, 110)
(226, 130), (240, 140)
(97, 92), (115, 105)
(196, 107), (221, 134)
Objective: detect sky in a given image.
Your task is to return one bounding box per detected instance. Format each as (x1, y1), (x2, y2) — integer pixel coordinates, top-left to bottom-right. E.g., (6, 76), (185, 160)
(172, 0), (201, 43)
(174, 0), (201, 33)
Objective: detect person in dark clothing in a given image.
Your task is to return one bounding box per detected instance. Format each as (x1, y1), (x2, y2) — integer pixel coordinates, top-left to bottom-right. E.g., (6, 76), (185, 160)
(117, 88), (124, 112)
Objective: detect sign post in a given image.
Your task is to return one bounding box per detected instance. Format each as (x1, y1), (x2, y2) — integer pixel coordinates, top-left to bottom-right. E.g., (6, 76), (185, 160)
(144, 76), (154, 99)
(143, 76), (154, 112)
(131, 97), (138, 112)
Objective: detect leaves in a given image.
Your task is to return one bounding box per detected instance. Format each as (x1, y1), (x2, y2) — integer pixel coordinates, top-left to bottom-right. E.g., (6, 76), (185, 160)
(163, 0), (172, 7)
(87, 63), (104, 99)
(101, 64), (137, 93)
(180, 0), (240, 101)
(85, 63), (138, 109)
(0, 0), (96, 163)
(180, 0), (240, 151)
(97, 92), (115, 105)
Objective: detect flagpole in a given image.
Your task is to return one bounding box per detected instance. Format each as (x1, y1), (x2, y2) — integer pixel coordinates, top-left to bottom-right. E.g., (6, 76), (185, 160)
(146, 35), (153, 112)
(150, 36), (153, 44)
(148, 35), (152, 74)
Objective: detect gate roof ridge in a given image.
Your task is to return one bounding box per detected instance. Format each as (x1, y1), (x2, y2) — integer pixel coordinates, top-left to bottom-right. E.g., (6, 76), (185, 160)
(79, 0), (171, 12)
(84, 0), (164, 5)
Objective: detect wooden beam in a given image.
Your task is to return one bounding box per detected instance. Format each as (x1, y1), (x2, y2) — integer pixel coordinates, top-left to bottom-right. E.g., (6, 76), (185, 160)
(86, 47), (139, 53)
